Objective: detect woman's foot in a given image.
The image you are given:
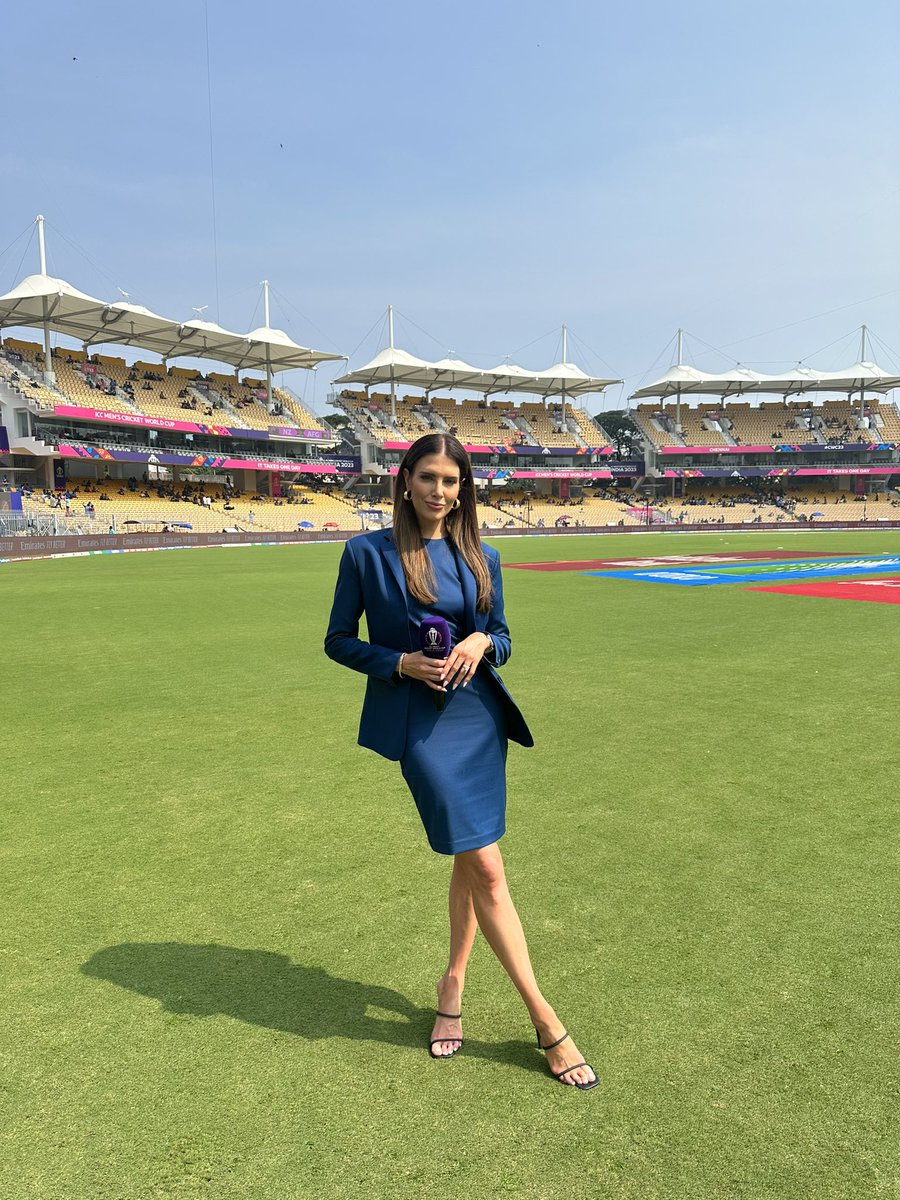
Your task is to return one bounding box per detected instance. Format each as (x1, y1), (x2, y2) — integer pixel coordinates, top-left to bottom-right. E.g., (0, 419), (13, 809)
(430, 975), (464, 1058)
(534, 1017), (597, 1088)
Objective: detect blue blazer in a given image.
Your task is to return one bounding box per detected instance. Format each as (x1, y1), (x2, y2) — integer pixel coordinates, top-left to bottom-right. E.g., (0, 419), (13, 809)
(324, 529), (534, 761)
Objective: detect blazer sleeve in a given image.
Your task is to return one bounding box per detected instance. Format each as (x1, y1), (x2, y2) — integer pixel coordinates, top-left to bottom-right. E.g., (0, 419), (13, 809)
(484, 550), (512, 668)
(324, 540), (401, 683)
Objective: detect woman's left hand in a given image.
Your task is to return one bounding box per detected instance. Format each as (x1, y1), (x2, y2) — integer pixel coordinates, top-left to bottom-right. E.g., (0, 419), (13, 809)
(441, 632), (492, 690)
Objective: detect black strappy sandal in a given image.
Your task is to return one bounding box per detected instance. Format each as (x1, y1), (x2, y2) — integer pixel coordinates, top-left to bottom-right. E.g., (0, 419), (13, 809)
(535, 1028), (599, 1090)
(429, 1010), (463, 1059)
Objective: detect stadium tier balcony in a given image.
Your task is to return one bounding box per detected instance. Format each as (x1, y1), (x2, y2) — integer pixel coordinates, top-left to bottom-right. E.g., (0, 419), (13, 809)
(872, 400), (900, 441)
(514, 401), (585, 448)
(0, 353), (61, 409)
(430, 398), (522, 445)
(672, 404), (731, 446)
(811, 400), (875, 445)
(1, 340), (85, 410)
(338, 390), (611, 450)
(21, 480), (373, 533)
(630, 404), (682, 449)
(569, 406), (613, 447)
(721, 401), (836, 446)
(628, 398), (884, 449)
(1, 338), (327, 435)
(519, 497), (643, 527)
(205, 373), (326, 434)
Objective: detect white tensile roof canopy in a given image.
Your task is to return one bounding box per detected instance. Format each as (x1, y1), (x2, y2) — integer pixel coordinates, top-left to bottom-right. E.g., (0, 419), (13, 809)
(0, 273), (343, 374)
(336, 347), (620, 399)
(630, 361), (900, 400)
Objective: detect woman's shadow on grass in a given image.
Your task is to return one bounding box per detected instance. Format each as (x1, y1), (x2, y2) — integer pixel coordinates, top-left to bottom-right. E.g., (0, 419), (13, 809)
(81, 943), (543, 1074)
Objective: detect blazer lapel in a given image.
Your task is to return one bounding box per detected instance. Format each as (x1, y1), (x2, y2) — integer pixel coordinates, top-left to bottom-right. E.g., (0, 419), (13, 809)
(381, 534), (408, 603)
(451, 542), (478, 633)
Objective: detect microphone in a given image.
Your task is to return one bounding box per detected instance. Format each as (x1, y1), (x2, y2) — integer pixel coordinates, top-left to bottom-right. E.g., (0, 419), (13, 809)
(419, 616), (451, 712)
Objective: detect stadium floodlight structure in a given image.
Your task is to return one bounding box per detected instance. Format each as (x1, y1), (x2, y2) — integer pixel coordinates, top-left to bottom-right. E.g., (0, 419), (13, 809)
(630, 328), (900, 424)
(335, 311), (620, 426)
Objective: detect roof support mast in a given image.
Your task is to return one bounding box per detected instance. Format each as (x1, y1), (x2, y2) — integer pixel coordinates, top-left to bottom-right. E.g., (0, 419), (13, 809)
(676, 327), (684, 432)
(859, 324), (868, 423)
(36, 215), (55, 384)
(388, 304), (397, 423)
(559, 324), (568, 431)
(262, 279), (274, 413)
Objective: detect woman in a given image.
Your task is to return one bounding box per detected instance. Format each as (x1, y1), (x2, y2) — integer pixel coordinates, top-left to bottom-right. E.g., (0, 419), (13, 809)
(324, 433), (597, 1090)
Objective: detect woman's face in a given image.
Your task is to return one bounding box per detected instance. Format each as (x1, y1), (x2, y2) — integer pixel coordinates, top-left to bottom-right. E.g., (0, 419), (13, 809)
(403, 452), (462, 531)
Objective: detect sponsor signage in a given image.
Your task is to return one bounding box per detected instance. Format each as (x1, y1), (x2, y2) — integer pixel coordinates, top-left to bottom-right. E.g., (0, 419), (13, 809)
(50, 405), (330, 441)
(512, 444), (614, 457)
(383, 438), (615, 458)
(0, 425), (9, 454)
(660, 442), (895, 455)
(663, 465), (899, 478)
(269, 425), (327, 440)
(53, 406), (235, 435)
(57, 444), (360, 474)
(512, 469), (612, 479)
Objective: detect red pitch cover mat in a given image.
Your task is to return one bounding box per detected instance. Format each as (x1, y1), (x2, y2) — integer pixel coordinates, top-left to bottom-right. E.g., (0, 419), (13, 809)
(748, 578), (900, 604)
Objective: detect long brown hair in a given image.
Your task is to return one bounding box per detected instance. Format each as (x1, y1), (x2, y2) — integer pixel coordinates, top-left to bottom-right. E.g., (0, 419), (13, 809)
(392, 433), (493, 613)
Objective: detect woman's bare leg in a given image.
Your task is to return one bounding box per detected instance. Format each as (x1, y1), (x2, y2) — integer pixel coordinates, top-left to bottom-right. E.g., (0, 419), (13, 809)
(430, 857), (478, 1056)
(454, 842), (596, 1086)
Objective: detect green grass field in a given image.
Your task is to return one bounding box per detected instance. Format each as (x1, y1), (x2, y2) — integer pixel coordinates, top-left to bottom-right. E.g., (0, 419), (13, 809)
(2, 530), (898, 1200)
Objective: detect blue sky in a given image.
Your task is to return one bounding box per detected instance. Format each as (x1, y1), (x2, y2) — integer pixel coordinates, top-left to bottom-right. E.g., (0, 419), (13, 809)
(1, 0), (898, 413)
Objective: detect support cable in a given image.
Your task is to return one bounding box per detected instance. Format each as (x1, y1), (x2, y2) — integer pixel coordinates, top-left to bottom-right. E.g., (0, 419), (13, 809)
(203, 0), (221, 322)
(510, 327), (559, 359)
(797, 329), (863, 365)
(392, 308), (446, 353)
(8, 227), (36, 293)
(345, 310), (387, 366)
(865, 327), (900, 370)
(713, 287), (900, 354)
(0, 221), (35, 271)
(269, 284), (344, 353)
(45, 219), (121, 293)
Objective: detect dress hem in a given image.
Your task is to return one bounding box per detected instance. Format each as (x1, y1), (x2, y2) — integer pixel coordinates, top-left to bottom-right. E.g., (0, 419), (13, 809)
(428, 825), (505, 857)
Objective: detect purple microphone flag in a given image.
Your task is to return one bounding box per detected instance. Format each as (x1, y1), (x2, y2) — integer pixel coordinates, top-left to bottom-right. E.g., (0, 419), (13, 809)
(419, 617), (451, 711)
(420, 617), (451, 659)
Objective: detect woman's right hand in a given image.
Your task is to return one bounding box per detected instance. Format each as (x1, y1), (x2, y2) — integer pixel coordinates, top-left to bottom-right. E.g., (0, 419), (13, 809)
(400, 651), (447, 692)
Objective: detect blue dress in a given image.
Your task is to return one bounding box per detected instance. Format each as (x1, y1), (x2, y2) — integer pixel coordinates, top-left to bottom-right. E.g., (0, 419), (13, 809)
(400, 537), (508, 855)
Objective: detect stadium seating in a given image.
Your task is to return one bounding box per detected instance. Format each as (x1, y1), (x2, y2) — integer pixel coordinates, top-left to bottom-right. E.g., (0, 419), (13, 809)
(673, 404), (730, 446)
(336, 389), (613, 451)
(654, 480), (900, 525)
(0, 353), (62, 410)
(21, 479), (370, 533)
(630, 404), (681, 449)
(627, 398), (900, 448)
(872, 400), (900, 441)
(1, 338), (328, 435)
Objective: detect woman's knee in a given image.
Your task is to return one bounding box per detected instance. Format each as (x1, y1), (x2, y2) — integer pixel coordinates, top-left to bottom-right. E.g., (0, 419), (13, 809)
(456, 844), (506, 899)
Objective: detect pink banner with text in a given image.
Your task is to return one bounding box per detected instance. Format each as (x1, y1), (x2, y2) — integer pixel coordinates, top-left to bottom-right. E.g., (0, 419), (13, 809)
(52, 406), (233, 435)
